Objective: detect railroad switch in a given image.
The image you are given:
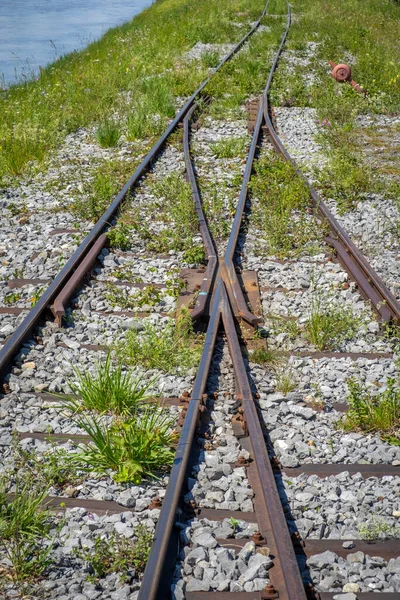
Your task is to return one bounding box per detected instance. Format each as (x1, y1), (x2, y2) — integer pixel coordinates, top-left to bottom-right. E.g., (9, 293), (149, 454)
(329, 61), (364, 94)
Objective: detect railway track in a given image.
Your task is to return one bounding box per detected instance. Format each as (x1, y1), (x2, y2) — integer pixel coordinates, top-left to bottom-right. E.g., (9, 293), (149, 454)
(136, 3), (400, 599)
(0, 0), (400, 599)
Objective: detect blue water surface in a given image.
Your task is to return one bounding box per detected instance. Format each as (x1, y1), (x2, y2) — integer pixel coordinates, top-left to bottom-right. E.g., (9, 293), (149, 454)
(0, 0), (153, 86)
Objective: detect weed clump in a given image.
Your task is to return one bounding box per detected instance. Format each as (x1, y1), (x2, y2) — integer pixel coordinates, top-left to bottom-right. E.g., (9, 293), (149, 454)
(0, 476), (55, 585)
(201, 50), (221, 69)
(358, 517), (400, 540)
(65, 404), (177, 483)
(75, 525), (153, 581)
(304, 289), (364, 351)
(249, 346), (282, 367)
(314, 139), (373, 213)
(96, 119), (121, 148)
(250, 152), (324, 258)
(66, 159), (133, 221)
(201, 178), (239, 240)
(63, 353), (155, 417)
(115, 308), (202, 373)
(127, 105), (165, 141)
(340, 377), (400, 445)
(210, 136), (248, 158)
(182, 245), (206, 265)
(107, 222), (135, 250)
(105, 282), (163, 311)
(15, 441), (82, 491)
(145, 172), (199, 254)
(275, 367), (297, 395)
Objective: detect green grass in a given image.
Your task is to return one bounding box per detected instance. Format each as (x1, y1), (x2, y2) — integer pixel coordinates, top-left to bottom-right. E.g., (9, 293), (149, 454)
(314, 144), (373, 213)
(62, 354), (156, 417)
(115, 308), (202, 373)
(269, 0), (400, 214)
(0, 476), (54, 585)
(105, 283), (163, 311)
(314, 123), (400, 214)
(126, 103), (166, 140)
(182, 245), (206, 265)
(267, 314), (302, 343)
(75, 525), (153, 581)
(107, 222), (135, 250)
(200, 178), (240, 240)
(15, 441), (83, 491)
(312, 122), (390, 214)
(358, 517), (400, 540)
(96, 119), (121, 147)
(144, 172), (199, 254)
(206, 14), (288, 118)
(0, 0), (273, 182)
(340, 377), (400, 445)
(65, 404), (178, 483)
(304, 289), (364, 350)
(119, 171), (201, 256)
(250, 152), (325, 258)
(275, 367), (297, 394)
(62, 158), (135, 221)
(249, 346), (282, 367)
(201, 50), (221, 69)
(210, 136), (248, 158)
(270, 0), (400, 116)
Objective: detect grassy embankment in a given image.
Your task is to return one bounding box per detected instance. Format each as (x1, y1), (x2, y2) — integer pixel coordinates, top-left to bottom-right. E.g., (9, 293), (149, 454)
(0, 0), (287, 187)
(270, 0), (400, 213)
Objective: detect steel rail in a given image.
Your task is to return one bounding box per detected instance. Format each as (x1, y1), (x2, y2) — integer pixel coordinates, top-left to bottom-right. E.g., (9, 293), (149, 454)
(261, 1), (400, 324)
(51, 233), (108, 326)
(137, 279), (223, 600)
(221, 4), (291, 326)
(183, 105), (218, 320)
(0, 2), (271, 383)
(221, 87), (265, 326)
(220, 283), (307, 600)
(184, 100), (262, 324)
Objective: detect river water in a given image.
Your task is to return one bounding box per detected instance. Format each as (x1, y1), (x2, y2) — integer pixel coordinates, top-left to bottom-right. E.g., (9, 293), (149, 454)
(0, 0), (153, 86)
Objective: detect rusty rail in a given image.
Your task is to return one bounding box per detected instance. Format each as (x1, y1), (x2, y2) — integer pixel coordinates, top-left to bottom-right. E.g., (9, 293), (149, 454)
(137, 279), (224, 600)
(183, 105), (218, 320)
(260, 2), (400, 323)
(220, 283), (306, 600)
(51, 233), (108, 326)
(221, 82), (265, 326)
